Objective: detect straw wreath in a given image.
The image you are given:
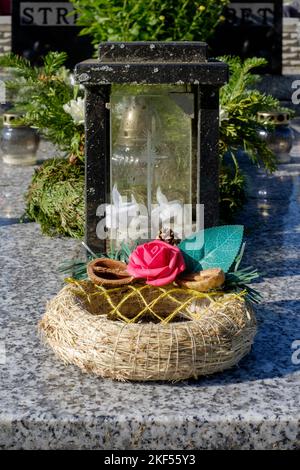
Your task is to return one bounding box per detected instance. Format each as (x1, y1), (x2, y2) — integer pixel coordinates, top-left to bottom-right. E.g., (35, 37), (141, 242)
(39, 280), (257, 381)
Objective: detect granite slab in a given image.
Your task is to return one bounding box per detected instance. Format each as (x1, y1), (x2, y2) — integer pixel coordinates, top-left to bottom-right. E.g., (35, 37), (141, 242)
(0, 154), (300, 449)
(0, 139), (61, 223)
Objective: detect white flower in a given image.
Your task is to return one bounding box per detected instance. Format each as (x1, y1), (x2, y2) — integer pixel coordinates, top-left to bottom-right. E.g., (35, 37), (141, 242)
(220, 106), (229, 122)
(63, 97), (84, 125)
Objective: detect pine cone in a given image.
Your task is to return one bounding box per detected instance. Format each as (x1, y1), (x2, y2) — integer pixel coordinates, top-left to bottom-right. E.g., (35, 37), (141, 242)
(156, 228), (180, 246)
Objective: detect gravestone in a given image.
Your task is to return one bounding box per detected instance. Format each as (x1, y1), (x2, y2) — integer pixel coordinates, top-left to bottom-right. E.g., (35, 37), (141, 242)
(209, 1), (283, 74)
(283, 1), (300, 18)
(12, 0), (93, 67)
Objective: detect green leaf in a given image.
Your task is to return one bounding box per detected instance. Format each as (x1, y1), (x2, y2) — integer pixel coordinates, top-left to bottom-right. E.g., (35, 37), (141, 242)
(178, 232), (205, 273)
(179, 225), (244, 273)
(200, 225), (244, 272)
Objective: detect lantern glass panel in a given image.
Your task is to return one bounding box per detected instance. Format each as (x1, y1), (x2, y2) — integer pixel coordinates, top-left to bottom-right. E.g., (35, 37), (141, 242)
(110, 84), (193, 241)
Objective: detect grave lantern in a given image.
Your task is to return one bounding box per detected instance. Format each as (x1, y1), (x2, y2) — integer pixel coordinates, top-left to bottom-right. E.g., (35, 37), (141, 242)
(75, 42), (228, 253)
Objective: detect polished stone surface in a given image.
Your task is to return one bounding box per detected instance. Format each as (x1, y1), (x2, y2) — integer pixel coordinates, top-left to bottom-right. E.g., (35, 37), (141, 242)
(0, 139), (61, 222)
(0, 150), (300, 449)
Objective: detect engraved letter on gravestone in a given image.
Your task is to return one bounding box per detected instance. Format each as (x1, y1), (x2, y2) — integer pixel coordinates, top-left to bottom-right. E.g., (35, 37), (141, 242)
(13, 1), (93, 66)
(227, 2), (275, 25)
(209, 1), (282, 74)
(20, 2), (78, 26)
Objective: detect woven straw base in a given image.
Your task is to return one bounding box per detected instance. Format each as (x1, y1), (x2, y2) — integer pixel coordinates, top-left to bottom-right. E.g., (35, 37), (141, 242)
(39, 282), (257, 382)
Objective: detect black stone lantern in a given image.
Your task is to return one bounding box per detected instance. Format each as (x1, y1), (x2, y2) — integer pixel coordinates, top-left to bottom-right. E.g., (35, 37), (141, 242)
(75, 42), (228, 253)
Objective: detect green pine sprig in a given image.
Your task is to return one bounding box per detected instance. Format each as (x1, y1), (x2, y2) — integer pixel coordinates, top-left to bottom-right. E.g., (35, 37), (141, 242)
(224, 242), (262, 303)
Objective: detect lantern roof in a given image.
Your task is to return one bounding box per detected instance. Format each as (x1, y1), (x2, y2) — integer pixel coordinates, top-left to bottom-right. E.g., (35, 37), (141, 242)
(75, 41), (228, 86)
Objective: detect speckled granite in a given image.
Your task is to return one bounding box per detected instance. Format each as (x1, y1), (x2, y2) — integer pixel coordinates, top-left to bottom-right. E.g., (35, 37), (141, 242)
(0, 139), (61, 222)
(0, 155), (300, 449)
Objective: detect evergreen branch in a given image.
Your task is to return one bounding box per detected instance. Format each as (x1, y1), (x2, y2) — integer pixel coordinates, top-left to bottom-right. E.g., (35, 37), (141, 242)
(0, 53), (40, 80)
(0, 53), (32, 71)
(218, 55), (293, 179)
(43, 51), (69, 76)
(224, 242), (262, 303)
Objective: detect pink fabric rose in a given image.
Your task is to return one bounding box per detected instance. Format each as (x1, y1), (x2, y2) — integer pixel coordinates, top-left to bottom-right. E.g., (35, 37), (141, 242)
(127, 240), (186, 286)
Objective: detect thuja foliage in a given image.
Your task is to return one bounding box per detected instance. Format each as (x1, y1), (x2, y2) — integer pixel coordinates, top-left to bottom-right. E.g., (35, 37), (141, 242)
(25, 158), (84, 238)
(219, 158), (246, 220)
(70, 0), (228, 49)
(0, 52), (85, 161)
(219, 56), (281, 173)
(218, 56), (289, 217)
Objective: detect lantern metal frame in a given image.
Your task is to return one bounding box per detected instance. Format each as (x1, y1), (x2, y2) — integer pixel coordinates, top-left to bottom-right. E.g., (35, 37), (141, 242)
(75, 42), (228, 253)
